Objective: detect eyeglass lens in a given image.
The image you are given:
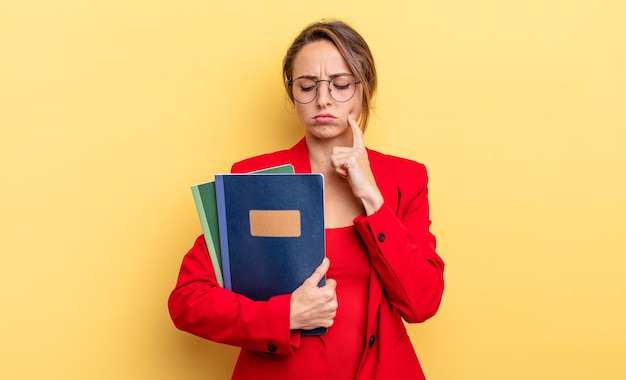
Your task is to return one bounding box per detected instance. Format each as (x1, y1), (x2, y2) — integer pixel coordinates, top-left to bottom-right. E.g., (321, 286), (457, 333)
(291, 75), (358, 104)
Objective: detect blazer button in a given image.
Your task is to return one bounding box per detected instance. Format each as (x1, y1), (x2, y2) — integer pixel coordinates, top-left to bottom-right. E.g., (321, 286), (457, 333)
(267, 343), (277, 353)
(377, 233), (385, 242)
(368, 335), (376, 347)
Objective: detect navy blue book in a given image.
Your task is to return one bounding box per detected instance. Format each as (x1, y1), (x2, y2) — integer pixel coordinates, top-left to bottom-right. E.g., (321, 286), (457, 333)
(214, 173), (326, 335)
(191, 164), (295, 287)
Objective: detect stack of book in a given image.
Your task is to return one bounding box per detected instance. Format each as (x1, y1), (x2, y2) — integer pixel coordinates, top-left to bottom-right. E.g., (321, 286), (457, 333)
(191, 164), (326, 304)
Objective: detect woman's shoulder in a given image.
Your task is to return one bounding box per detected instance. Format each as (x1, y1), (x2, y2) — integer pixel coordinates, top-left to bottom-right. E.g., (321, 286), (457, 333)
(231, 150), (290, 173)
(230, 138), (308, 173)
(367, 149), (431, 205)
(367, 148), (427, 175)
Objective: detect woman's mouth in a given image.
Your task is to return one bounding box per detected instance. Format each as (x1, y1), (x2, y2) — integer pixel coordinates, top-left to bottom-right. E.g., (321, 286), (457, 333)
(313, 114), (336, 124)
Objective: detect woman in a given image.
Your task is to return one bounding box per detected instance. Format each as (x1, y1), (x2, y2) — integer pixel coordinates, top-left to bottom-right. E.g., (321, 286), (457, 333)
(168, 20), (445, 380)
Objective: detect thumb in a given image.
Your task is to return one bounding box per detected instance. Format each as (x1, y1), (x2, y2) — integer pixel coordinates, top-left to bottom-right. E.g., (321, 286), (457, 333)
(305, 257), (330, 286)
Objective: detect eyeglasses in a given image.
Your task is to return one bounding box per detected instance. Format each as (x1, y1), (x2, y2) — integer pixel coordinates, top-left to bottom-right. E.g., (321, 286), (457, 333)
(289, 75), (361, 104)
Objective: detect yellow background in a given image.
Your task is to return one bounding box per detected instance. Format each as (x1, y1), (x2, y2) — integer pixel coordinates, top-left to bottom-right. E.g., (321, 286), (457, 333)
(1, 0), (625, 379)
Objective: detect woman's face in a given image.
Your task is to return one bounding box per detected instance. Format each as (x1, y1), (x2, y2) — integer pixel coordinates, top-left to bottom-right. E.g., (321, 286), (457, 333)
(290, 39), (363, 143)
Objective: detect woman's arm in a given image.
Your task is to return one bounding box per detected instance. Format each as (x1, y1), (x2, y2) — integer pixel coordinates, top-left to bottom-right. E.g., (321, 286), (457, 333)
(354, 163), (445, 323)
(168, 236), (299, 354)
(330, 116), (444, 322)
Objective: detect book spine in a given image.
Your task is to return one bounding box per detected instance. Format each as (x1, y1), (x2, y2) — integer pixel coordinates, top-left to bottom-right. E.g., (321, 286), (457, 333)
(214, 175), (232, 290)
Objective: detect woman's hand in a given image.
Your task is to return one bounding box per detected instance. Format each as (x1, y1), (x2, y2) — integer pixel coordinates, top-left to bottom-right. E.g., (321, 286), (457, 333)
(290, 258), (338, 331)
(330, 115), (384, 215)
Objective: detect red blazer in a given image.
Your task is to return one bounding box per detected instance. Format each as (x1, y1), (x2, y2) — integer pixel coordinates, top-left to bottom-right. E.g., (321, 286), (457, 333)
(169, 138), (445, 379)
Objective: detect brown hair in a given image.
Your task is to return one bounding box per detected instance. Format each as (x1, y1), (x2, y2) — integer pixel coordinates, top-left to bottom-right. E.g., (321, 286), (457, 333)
(282, 20), (377, 131)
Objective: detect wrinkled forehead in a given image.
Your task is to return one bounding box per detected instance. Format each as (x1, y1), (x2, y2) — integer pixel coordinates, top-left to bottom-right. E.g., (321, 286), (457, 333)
(291, 40), (352, 79)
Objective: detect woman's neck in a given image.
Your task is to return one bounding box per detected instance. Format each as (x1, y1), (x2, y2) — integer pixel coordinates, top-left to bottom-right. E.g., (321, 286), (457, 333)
(304, 133), (353, 173)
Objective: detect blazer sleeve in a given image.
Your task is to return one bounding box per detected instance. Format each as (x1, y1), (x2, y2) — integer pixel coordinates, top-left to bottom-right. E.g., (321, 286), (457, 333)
(353, 162), (444, 323)
(168, 235), (300, 355)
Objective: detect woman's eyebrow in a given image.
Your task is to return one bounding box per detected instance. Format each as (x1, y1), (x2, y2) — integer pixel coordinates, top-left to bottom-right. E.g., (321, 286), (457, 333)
(293, 72), (353, 80)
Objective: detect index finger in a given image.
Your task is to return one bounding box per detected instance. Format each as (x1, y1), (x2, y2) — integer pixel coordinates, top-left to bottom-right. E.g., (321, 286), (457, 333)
(348, 115), (365, 149)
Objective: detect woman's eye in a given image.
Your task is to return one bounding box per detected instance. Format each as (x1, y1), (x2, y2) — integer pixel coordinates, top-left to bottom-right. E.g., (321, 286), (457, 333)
(300, 85), (316, 92)
(333, 82), (351, 90)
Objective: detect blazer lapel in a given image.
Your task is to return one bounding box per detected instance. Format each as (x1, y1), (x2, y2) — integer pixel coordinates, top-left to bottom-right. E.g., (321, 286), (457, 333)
(284, 138), (312, 173)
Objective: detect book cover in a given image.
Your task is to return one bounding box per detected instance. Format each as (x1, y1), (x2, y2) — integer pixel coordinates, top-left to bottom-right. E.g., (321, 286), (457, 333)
(215, 173), (326, 335)
(191, 164), (294, 287)
(191, 182), (224, 286)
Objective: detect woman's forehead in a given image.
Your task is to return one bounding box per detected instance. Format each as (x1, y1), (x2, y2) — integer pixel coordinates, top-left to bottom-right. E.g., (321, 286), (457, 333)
(291, 40), (351, 77)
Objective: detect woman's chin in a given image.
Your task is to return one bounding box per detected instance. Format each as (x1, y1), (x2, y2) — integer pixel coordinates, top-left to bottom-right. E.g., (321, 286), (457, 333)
(306, 124), (349, 140)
